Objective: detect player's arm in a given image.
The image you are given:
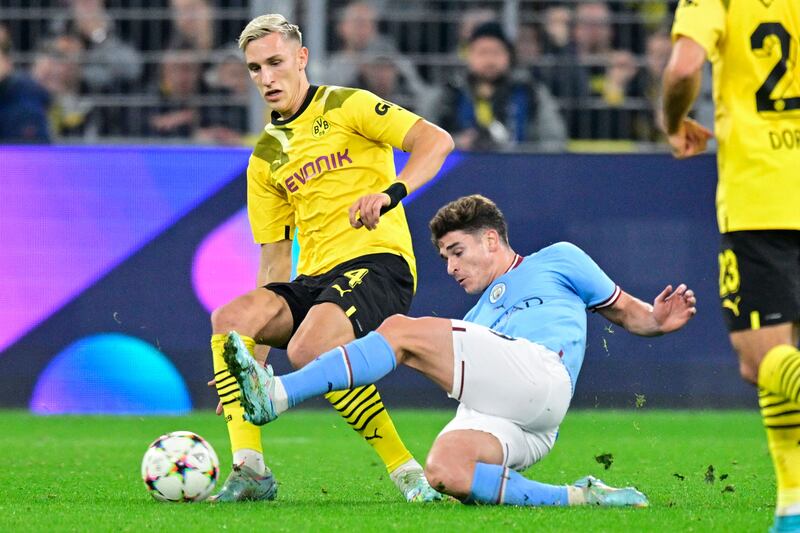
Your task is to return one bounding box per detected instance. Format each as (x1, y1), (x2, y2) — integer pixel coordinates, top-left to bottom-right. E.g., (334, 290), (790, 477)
(257, 240), (293, 286)
(246, 154), (294, 365)
(342, 89), (453, 229)
(350, 119), (454, 230)
(598, 284), (697, 336)
(661, 36), (713, 158)
(395, 119), (455, 194)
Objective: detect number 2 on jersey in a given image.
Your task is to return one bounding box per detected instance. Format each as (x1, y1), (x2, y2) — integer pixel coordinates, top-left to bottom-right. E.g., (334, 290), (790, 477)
(750, 22), (800, 113)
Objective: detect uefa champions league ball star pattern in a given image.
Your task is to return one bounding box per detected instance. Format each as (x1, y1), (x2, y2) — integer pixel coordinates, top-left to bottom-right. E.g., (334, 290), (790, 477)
(141, 431), (220, 502)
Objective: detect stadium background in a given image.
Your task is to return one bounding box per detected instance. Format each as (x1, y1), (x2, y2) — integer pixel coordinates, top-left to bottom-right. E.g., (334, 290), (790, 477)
(0, 1), (747, 413)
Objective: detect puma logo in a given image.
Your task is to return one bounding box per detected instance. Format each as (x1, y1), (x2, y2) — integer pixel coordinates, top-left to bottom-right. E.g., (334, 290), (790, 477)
(364, 428), (382, 440)
(722, 296), (741, 317)
(332, 284), (352, 297)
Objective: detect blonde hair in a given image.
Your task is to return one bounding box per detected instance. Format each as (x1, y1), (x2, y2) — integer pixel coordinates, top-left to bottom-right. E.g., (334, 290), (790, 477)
(238, 14), (302, 50)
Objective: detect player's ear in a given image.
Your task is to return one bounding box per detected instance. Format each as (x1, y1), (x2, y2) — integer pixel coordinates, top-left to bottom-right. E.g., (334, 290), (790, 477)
(298, 46), (309, 70)
(484, 229), (500, 251)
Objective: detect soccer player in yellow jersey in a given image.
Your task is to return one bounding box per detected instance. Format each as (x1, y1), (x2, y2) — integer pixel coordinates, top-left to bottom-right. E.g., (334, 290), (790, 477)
(207, 14), (454, 502)
(663, 0), (800, 529)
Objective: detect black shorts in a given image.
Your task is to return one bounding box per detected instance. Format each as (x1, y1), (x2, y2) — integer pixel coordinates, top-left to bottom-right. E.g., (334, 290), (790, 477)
(719, 231), (800, 331)
(265, 253), (414, 345)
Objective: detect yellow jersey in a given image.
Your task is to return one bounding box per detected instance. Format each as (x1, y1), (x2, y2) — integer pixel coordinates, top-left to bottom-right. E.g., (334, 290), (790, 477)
(247, 85), (420, 281)
(672, 0), (800, 232)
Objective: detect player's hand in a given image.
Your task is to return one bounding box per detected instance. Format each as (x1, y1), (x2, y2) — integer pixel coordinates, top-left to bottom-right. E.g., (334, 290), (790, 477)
(207, 379), (224, 416)
(349, 192), (391, 230)
(652, 283), (697, 333)
(667, 118), (713, 159)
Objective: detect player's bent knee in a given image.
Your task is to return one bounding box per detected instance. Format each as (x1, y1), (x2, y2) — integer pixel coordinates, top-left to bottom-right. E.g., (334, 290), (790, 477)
(731, 342), (765, 385)
(285, 339), (316, 369)
(210, 302), (238, 333)
(424, 460), (467, 497)
(376, 314), (417, 363)
(738, 359), (759, 385)
(377, 314), (411, 336)
(211, 297), (257, 333)
(211, 291), (279, 336)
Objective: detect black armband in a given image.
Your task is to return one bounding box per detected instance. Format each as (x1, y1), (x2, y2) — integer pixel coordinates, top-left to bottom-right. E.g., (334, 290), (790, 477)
(379, 182), (408, 215)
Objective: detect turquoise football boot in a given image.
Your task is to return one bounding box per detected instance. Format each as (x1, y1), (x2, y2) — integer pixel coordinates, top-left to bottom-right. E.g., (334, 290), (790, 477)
(210, 463), (277, 502)
(222, 331), (279, 426)
(770, 514), (800, 533)
(574, 475), (649, 507)
(390, 463), (446, 502)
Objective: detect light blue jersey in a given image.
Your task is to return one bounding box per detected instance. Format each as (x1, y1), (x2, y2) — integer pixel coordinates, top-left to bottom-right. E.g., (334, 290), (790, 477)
(463, 242), (619, 390)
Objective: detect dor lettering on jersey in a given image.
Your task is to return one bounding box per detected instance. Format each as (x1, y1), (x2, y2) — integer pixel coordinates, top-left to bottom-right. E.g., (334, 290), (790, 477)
(768, 129), (800, 150)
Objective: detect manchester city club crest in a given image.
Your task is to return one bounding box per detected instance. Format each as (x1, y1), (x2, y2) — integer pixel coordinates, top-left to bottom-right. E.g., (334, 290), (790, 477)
(489, 283), (506, 304)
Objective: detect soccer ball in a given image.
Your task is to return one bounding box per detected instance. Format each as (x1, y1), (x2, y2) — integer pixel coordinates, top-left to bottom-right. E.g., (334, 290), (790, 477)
(141, 430), (220, 502)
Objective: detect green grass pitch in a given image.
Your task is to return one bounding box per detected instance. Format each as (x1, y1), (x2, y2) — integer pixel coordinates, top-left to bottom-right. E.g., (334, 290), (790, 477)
(0, 409), (775, 532)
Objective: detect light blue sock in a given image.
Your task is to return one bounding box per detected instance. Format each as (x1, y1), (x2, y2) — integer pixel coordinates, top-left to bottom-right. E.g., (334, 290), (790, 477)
(280, 331), (397, 408)
(469, 462), (568, 506)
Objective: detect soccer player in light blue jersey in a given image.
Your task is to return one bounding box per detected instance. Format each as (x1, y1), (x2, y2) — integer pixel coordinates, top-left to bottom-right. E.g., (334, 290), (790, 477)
(223, 194), (697, 506)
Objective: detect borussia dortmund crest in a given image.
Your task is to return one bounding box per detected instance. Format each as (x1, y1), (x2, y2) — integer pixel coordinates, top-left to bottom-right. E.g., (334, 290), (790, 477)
(312, 116), (330, 138)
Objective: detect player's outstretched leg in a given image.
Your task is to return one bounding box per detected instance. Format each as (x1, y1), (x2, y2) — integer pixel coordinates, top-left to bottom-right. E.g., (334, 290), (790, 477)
(227, 330), (400, 424)
(467, 463), (648, 507)
(222, 331), (280, 425)
(226, 330), (443, 502)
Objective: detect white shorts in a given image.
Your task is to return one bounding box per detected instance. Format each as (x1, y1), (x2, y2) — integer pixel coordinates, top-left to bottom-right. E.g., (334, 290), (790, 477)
(438, 319), (572, 471)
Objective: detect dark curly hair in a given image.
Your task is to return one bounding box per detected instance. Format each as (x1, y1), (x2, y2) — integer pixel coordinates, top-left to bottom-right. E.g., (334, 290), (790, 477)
(429, 194), (509, 248)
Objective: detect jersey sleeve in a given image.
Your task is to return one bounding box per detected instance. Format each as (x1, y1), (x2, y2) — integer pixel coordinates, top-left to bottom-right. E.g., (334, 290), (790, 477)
(549, 242), (619, 309)
(246, 155), (295, 244)
(671, 0), (726, 59)
(340, 89), (422, 150)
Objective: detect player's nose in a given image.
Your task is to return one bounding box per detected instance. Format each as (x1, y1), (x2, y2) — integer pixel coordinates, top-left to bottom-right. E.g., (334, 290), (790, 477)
(447, 258), (458, 276)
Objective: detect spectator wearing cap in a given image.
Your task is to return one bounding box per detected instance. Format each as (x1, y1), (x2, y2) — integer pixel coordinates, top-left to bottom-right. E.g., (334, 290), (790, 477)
(0, 23), (51, 143)
(437, 21), (566, 151)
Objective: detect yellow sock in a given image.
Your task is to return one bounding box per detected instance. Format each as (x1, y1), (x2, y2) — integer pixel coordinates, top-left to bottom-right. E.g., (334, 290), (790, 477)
(325, 385), (413, 473)
(211, 334), (263, 454)
(760, 345), (800, 403)
(759, 344), (800, 512)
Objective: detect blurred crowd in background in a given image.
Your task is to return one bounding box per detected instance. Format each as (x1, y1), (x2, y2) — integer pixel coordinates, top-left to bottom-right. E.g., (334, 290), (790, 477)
(0, 0), (713, 151)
